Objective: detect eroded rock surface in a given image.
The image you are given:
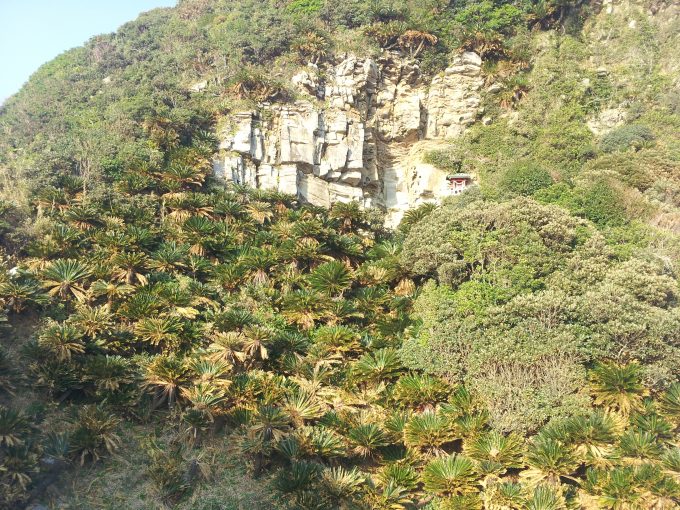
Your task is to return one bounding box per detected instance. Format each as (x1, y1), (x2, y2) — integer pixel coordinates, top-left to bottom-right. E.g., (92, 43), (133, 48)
(213, 52), (483, 226)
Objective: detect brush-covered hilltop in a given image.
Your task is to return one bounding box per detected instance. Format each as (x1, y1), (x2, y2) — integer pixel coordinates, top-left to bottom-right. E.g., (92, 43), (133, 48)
(1, 1), (679, 509)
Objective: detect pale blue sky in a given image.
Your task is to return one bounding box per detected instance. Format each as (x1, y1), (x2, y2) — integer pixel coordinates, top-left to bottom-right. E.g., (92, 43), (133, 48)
(0, 0), (176, 103)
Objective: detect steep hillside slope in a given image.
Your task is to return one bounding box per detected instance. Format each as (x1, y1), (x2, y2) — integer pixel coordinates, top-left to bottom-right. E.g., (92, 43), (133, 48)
(1, 1), (680, 509)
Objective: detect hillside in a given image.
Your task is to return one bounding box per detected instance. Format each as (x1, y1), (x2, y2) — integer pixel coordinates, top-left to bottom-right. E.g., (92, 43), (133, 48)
(1, 1), (680, 509)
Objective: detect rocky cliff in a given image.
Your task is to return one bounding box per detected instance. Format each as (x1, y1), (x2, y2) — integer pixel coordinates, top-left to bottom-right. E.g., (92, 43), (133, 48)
(213, 52), (483, 226)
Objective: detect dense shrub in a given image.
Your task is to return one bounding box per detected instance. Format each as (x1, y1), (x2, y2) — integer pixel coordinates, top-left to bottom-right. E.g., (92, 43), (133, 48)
(572, 180), (629, 227)
(498, 161), (554, 197)
(400, 199), (680, 431)
(600, 124), (656, 153)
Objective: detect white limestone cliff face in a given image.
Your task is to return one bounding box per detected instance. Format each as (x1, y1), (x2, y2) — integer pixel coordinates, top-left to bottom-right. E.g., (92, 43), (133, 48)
(213, 51), (483, 226)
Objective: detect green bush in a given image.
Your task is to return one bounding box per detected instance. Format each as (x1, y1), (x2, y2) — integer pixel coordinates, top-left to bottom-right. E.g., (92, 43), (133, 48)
(498, 161), (554, 197)
(600, 125), (656, 153)
(572, 180), (628, 227)
(286, 0), (323, 16)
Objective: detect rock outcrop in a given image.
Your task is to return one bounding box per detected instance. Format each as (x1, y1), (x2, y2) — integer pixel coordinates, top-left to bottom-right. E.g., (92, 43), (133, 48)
(213, 51), (483, 226)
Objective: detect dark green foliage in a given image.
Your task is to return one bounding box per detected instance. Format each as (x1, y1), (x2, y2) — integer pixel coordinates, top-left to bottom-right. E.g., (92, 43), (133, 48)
(498, 161), (553, 197)
(571, 180), (628, 227)
(601, 125), (656, 153)
(400, 197), (680, 431)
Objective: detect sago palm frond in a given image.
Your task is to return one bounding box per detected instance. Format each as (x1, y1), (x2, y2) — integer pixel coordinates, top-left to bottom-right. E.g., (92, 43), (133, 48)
(422, 454), (478, 496)
(590, 362), (649, 417)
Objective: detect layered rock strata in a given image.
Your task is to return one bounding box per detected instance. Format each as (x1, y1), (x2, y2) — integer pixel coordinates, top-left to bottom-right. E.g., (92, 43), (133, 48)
(213, 51), (483, 226)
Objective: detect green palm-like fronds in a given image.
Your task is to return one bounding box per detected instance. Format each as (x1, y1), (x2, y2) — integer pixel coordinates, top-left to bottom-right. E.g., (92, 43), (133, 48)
(284, 391), (326, 426)
(38, 320), (85, 361)
(0, 445), (38, 491)
(307, 426), (346, 458)
(282, 289), (329, 330)
(395, 373), (450, 409)
(422, 454), (478, 496)
(42, 259), (92, 301)
(347, 423), (388, 457)
(617, 430), (663, 463)
(0, 280), (48, 313)
(590, 362), (649, 417)
(377, 463), (419, 490)
(398, 202), (436, 234)
(365, 481), (414, 510)
(246, 201), (274, 224)
(524, 484), (565, 510)
(135, 316), (183, 350)
(71, 304), (114, 338)
(557, 411), (622, 465)
(111, 251), (149, 285)
(320, 466), (365, 500)
(84, 355), (134, 393)
(308, 260), (353, 297)
(404, 410), (456, 455)
(69, 405), (121, 464)
(89, 279), (135, 305)
(142, 355), (188, 408)
(0, 407), (31, 447)
(352, 348), (403, 383)
(312, 325), (361, 354)
(659, 383), (680, 425)
(62, 206), (104, 230)
(180, 383), (227, 420)
(249, 405), (290, 442)
(522, 437), (580, 487)
(149, 242), (188, 273)
(464, 430), (524, 472)
(275, 460), (321, 494)
(330, 201), (364, 232)
(632, 413), (674, 442)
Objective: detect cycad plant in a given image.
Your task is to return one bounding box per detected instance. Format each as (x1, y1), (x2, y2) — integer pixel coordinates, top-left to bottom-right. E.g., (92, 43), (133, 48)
(0, 280), (48, 313)
(464, 430), (525, 474)
(659, 383), (680, 425)
(377, 463), (419, 490)
(0, 407), (31, 447)
(308, 260), (353, 297)
(71, 304), (114, 338)
(347, 422), (388, 458)
(38, 320), (85, 361)
(590, 362), (649, 418)
(422, 454), (478, 496)
(522, 436), (580, 487)
(284, 390), (326, 427)
(41, 259), (91, 301)
(249, 404), (290, 442)
(559, 411), (621, 466)
(111, 251), (149, 285)
(319, 466), (365, 502)
(524, 484), (566, 510)
(142, 355), (188, 408)
(352, 348), (403, 384)
(68, 405), (121, 464)
(403, 410), (456, 455)
(135, 316), (183, 351)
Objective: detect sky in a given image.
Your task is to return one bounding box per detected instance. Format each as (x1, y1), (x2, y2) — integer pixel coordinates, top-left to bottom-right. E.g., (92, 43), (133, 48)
(0, 0), (176, 104)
